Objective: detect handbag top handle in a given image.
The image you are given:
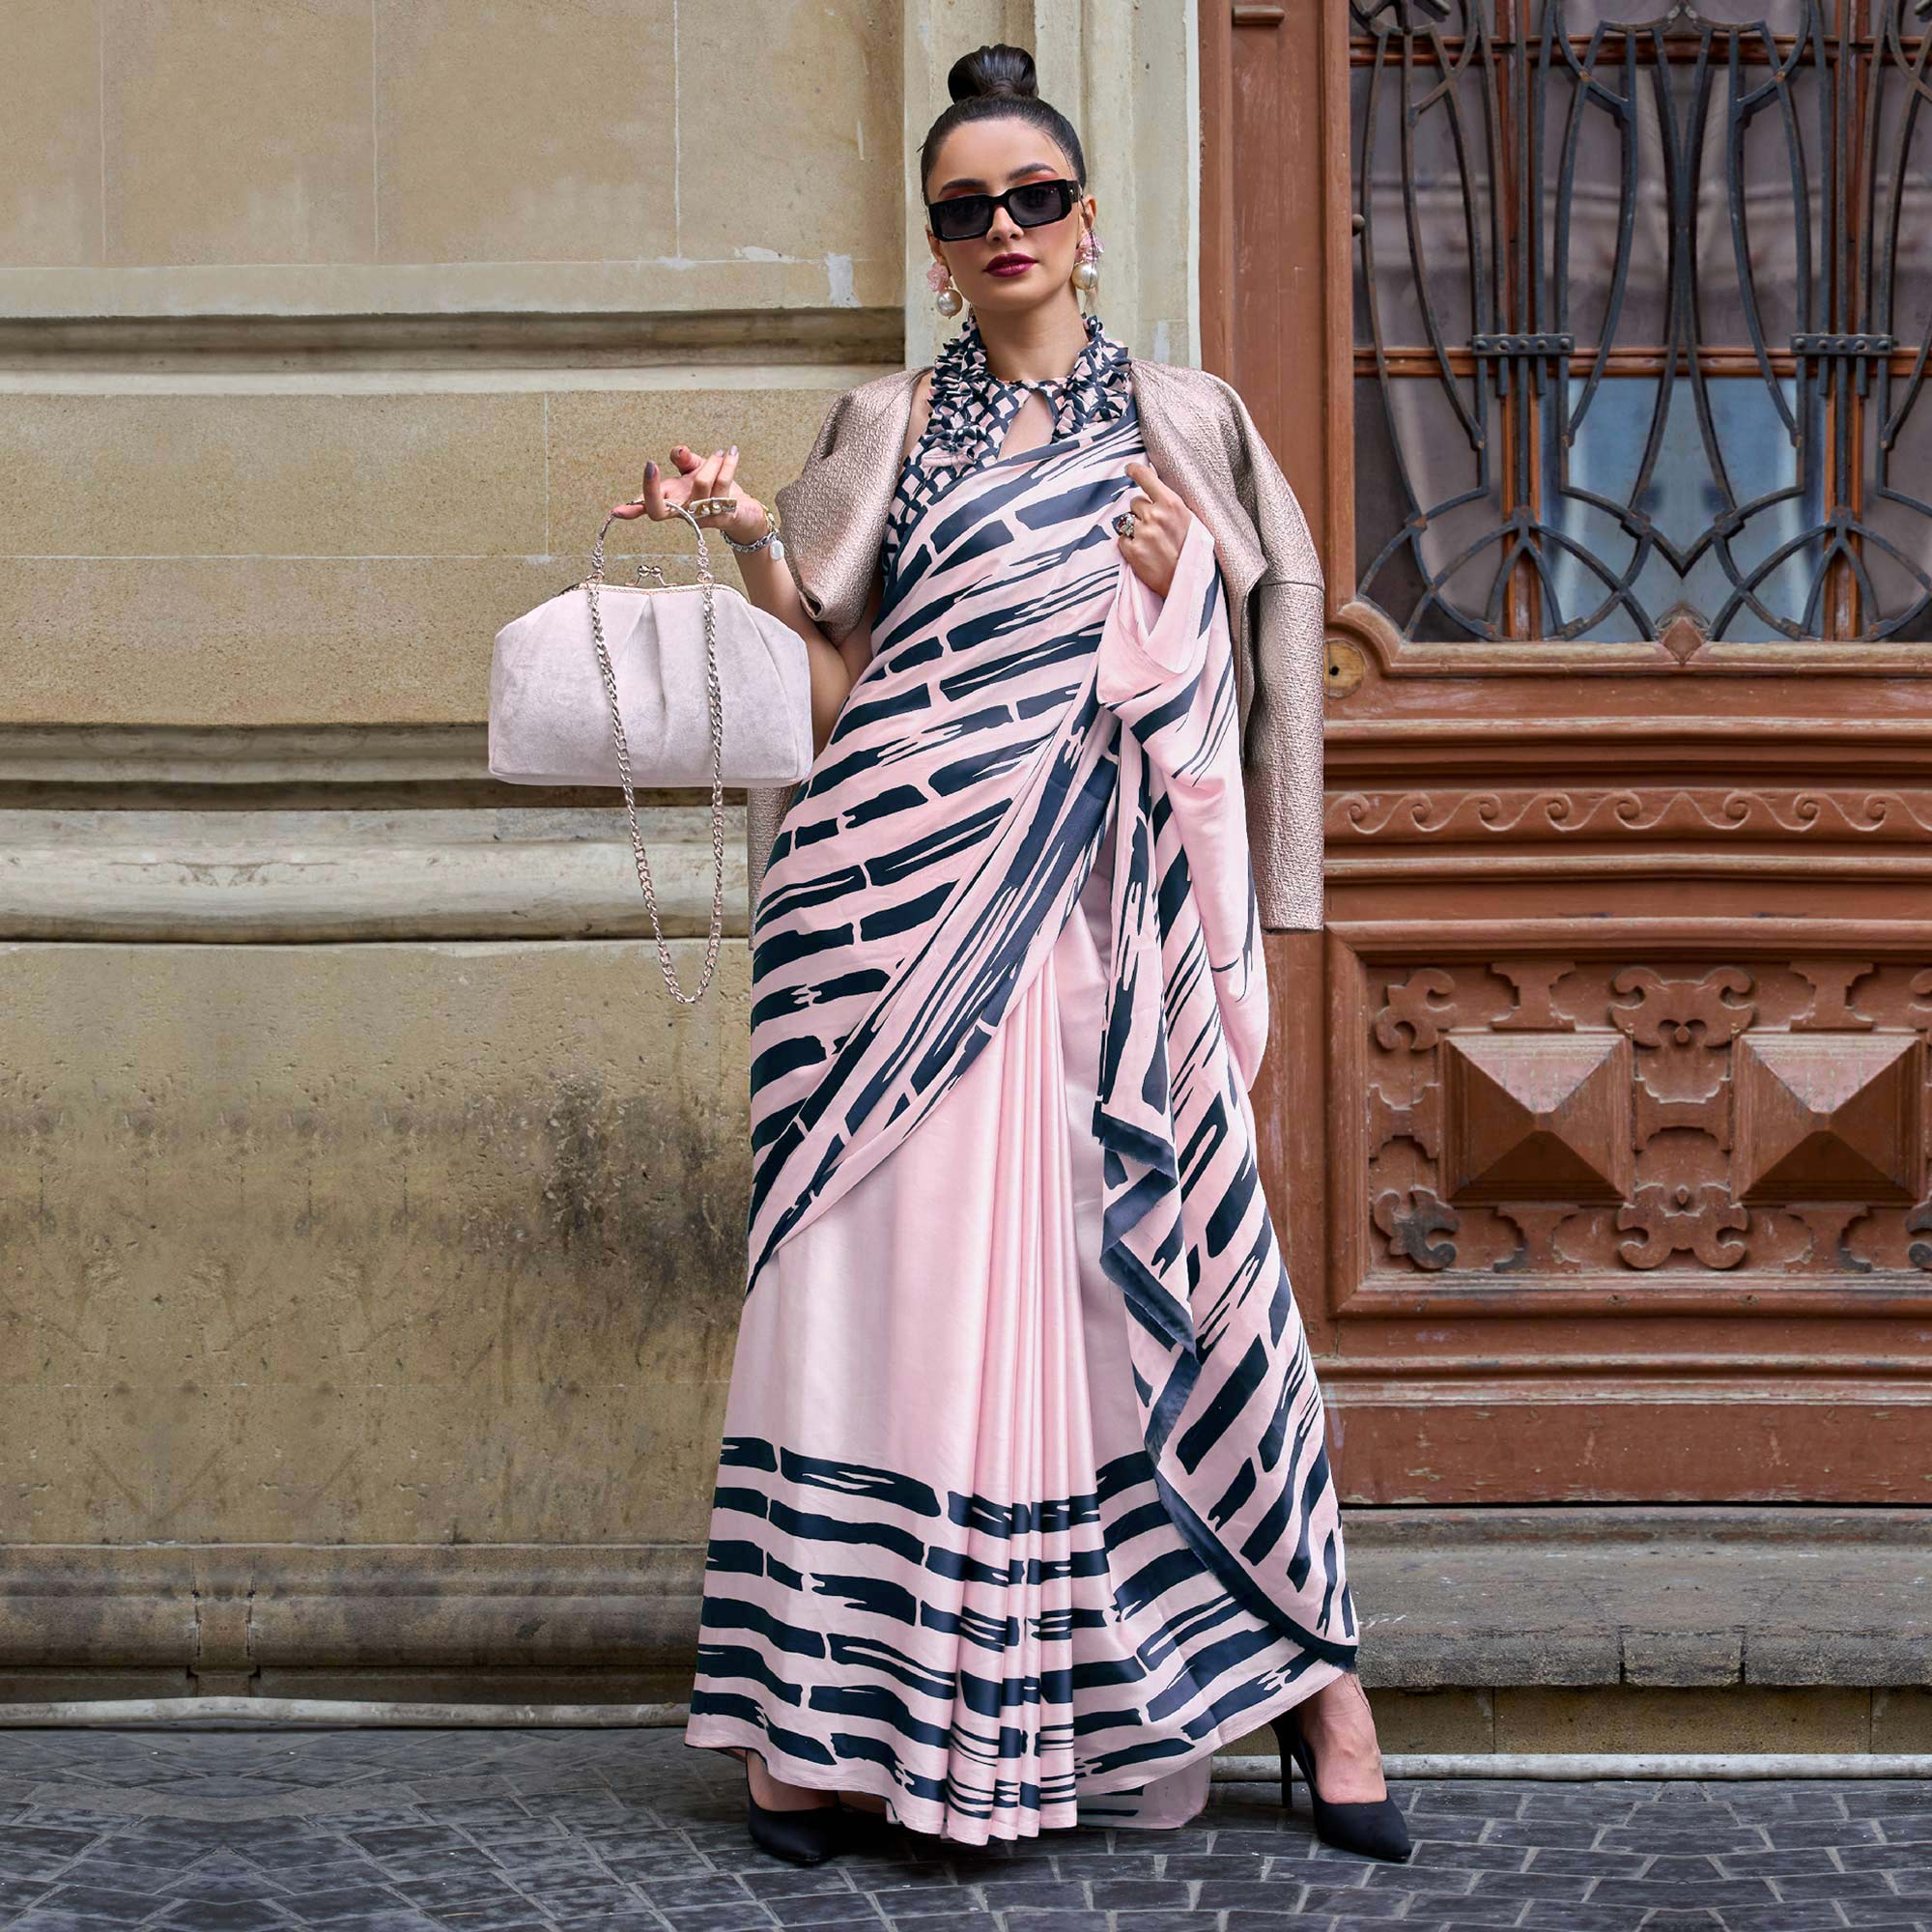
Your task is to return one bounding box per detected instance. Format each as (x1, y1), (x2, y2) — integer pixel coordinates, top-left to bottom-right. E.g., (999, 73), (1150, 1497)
(588, 499), (718, 596)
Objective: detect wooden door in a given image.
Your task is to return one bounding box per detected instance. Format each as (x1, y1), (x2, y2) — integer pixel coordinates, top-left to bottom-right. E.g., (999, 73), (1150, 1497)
(1204, 1), (1932, 1502)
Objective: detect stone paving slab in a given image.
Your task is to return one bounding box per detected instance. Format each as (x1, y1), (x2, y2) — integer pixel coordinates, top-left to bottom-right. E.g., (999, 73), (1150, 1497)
(0, 1725), (1926, 1931)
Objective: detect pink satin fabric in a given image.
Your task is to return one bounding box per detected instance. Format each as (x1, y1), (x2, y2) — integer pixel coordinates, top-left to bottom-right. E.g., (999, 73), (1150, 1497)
(689, 769), (1342, 1840)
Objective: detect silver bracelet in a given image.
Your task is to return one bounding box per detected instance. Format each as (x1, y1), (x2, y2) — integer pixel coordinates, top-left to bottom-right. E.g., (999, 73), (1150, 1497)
(723, 505), (785, 560)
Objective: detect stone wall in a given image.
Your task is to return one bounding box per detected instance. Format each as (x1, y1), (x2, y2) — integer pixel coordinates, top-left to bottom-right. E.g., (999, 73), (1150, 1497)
(0, 0), (1198, 1696)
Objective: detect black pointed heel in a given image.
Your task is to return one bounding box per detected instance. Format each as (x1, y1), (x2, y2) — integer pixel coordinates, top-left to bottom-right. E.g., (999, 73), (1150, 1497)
(1271, 1700), (1412, 1863)
(744, 1757), (843, 1865)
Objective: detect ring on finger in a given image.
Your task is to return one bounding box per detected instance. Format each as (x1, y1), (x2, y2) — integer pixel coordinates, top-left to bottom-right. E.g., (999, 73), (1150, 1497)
(687, 495), (736, 518)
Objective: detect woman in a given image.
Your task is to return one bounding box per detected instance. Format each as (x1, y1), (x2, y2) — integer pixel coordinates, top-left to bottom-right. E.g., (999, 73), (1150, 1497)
(615, 43), (1407, 1867)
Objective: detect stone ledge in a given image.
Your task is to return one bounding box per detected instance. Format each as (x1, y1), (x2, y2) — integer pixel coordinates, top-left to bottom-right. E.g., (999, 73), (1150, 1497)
(1, 1512), (1924, 1706)
(0, 723), (494, 785)
(0, 804), (749, 939)
(1344, 1508), (1932, 1691)
(0, 309), (901, 372)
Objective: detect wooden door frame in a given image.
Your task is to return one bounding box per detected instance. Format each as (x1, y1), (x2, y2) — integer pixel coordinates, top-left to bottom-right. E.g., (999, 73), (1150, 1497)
(1199, 3), (1350, 581)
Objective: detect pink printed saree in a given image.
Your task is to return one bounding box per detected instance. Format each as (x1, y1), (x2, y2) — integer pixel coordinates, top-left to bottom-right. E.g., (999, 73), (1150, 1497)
(684, 400), (1356, 1843)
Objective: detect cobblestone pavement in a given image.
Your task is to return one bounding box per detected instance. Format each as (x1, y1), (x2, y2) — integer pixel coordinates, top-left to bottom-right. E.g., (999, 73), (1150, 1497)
(0, 1724), (1927, 1931)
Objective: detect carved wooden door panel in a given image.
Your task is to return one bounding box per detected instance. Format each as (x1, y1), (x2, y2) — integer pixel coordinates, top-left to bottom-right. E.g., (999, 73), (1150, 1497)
(1206, 2), (1932, 1501)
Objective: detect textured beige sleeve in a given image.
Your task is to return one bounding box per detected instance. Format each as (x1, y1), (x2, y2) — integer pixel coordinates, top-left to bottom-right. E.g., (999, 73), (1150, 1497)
(1216, 379), (1328, 933)
(1241, 574), (1327, 933)
(769, 392), (848, 629)
(746, 387), (857, 930)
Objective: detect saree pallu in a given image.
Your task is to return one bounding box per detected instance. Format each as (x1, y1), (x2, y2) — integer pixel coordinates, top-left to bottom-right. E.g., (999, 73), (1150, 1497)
(685, 404), (1358, 1843)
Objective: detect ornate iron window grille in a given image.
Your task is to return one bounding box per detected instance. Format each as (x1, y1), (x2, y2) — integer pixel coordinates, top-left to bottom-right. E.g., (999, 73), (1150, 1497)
(1349, 0), (1932, 644)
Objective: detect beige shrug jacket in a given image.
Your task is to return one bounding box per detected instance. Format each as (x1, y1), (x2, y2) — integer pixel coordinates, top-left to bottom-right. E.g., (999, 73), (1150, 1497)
(747, 355), (1328, 931)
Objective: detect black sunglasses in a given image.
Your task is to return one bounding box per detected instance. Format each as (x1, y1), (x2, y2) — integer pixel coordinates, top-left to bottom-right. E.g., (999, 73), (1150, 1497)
(925, 177), (1081, 242)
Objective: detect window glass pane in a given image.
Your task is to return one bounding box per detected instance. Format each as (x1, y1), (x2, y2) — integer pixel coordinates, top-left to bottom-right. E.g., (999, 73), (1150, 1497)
(1861, 372), (1932, 642)
(1547, 0), (1813, 32)
(1350, 42), (1491, 351)
(1872, 21), (1932, 354)
(1355, 372), (1506, 641)
(1541, 21), (1825, 352)
(1541, 373), (1827, 639)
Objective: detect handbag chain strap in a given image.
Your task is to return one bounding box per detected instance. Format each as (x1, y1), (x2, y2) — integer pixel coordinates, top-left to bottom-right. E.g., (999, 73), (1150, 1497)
(582, 501), (727, 1006)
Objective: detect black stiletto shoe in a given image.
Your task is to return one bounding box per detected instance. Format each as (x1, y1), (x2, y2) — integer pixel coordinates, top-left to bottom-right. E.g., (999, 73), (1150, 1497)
(1271, 1699), (1412, 1863)
(744, 1758), (843, 1865)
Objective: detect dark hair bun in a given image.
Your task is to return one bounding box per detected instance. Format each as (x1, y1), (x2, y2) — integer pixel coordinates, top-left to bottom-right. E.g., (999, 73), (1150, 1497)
(920, 41), (1084, 204)
(949, 43), (1037, 103)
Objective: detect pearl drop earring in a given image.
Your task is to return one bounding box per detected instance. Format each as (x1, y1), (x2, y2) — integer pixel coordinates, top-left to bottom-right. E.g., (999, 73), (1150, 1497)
(927, 257), (964, 319)
(1072, 228), (1103, 301)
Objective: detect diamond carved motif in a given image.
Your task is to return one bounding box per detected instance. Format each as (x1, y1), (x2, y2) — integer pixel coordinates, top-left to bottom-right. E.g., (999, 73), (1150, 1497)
(1361, 954), (1932, 1283)
(1731, 1033), (1925, 1204)
(1438, 1033), (1634, 1206)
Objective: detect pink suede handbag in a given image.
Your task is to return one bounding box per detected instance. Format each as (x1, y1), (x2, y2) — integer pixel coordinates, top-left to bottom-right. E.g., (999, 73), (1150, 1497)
(489, 501), (815, 1005)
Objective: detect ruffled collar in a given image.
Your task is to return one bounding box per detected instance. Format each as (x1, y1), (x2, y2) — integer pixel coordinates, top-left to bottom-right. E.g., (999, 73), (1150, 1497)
(922, 311), (1133, 472)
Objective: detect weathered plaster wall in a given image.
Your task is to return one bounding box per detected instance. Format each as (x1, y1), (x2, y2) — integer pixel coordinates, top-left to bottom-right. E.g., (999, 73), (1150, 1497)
(1, 941), (751, 1548)
(0, 0), (1200, 1694)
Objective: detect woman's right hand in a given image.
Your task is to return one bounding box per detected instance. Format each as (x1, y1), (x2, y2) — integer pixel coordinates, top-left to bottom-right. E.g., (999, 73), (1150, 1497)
(610, 442), (768, 546)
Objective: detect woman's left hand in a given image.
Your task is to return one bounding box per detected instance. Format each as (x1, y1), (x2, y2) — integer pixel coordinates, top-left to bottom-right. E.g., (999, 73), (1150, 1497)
(1117, 459), (1191, 599)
